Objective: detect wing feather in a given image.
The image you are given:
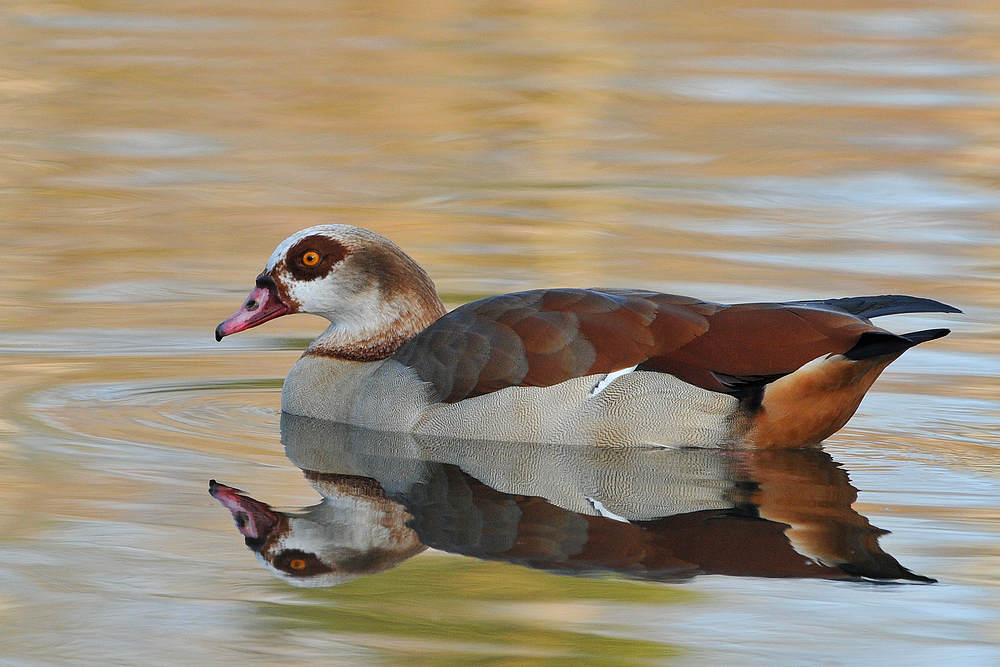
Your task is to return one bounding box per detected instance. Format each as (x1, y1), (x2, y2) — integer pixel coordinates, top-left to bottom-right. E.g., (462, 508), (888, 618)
(391, 289), (946, 402)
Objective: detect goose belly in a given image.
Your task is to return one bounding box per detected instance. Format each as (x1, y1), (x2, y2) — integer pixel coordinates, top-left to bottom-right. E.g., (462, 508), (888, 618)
(415, 369), (743, 447)
(282, 358), (744, 447)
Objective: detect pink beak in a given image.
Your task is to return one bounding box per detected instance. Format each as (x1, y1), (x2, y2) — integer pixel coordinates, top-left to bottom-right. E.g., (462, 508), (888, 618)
(209, 480), (281, 547)
(216, 277), (290, 341)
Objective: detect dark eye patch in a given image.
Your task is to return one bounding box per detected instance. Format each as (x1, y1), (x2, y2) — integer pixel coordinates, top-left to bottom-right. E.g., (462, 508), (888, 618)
(286, 235), (351, 281)
(271, 549), (334, 577)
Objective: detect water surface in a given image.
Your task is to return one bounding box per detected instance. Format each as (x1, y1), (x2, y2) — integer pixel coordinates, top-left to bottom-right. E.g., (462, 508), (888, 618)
(2, 0), (999, 665)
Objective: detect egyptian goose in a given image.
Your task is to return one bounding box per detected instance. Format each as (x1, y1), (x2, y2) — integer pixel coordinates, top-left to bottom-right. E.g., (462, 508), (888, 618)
(216, 224), (959, 448)
(211, 421), (932, 583)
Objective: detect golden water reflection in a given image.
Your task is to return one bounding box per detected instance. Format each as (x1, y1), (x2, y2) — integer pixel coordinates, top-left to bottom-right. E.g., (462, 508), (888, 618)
(3, 0), (1000, 663)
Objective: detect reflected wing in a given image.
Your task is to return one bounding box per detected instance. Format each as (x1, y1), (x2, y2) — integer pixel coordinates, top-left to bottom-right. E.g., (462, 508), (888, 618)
(391, 288), (903, 403)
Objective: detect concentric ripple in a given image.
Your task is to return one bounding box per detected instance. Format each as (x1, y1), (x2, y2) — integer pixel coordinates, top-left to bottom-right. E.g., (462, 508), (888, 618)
(29, 378), (284, 460)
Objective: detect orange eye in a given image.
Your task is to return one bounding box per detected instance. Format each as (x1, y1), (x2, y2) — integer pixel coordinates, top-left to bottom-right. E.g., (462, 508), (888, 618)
(301, 251), (320, 267)
(289, 559), (307, 570)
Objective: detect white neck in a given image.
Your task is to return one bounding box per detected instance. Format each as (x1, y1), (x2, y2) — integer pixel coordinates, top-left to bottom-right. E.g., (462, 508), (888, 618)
(303, 271), (446, 361)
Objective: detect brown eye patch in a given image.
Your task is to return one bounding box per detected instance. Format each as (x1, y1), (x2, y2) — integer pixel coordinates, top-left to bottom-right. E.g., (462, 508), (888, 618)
(285, 235), (350, 281)
(271, 549), (334, 577)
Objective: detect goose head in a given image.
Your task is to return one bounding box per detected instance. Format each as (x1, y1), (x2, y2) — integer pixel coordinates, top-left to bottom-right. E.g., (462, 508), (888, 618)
(216, 225), (446, 360)
(210, 478), (425, 587)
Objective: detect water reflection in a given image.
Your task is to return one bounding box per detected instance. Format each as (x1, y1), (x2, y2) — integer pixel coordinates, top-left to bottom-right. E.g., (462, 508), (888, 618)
(657, 77), (996, 108)
(212, 415), (933, 587)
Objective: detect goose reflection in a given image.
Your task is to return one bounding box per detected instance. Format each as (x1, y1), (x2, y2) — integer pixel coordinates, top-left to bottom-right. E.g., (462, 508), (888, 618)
(211, 415), (933, 586)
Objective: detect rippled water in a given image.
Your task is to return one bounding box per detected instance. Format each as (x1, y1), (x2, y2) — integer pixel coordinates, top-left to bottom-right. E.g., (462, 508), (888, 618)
(3, 0), (1000, 665)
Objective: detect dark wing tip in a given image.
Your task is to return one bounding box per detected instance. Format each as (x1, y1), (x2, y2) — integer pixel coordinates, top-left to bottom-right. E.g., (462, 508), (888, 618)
(805, 295), (962, 318)
(837, 561), (937, 584)
(920, 300), (963, 315)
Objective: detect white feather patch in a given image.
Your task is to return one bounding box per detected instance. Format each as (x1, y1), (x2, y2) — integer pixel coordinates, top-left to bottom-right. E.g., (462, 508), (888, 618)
(586, 497), (630, 523)
(591, 365), (638, 396)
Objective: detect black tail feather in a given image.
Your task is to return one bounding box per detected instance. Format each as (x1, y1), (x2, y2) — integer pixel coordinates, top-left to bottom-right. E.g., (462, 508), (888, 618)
(844, 328), (951, 361)
(902, 328), (951, 345)
(798, 295), (961, 319)
(837, 561), (937, 584)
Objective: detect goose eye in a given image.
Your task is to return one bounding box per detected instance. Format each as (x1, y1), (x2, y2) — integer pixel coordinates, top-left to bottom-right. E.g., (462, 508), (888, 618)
(301, 251), (321, 267)
(289, 558), (307, 570)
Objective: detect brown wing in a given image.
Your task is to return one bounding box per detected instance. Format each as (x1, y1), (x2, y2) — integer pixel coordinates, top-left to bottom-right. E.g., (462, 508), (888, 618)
(640, 301), (875, 392)
(391, 288), (878, 403)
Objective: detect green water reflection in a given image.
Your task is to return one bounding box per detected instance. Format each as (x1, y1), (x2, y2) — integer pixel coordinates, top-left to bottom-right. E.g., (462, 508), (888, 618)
(264, 556), (684, 666)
